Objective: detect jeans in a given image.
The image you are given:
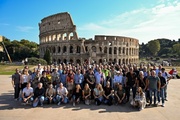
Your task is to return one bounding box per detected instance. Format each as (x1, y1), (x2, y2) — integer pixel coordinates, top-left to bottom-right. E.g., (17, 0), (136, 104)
(33, 96), (44, 107)
(14, 84), (20, 99)
(126, 86), (136, 101)
(158, 88), (165, 104)
(104, 95), (113, 105)
(149, 89), (157, 104)
(45, 97), (56, 104)
(95, 96), (103, 105)
(56, 95), (68, 104)
(164, 85), (167, 99)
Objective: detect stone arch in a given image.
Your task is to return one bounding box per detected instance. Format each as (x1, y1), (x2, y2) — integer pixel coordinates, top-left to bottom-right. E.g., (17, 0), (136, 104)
(126, 59), (128, 64)
(109, 47), (112, 54)
(63, 46), (67, 53)
(126, 48), (128, 55)
(77, 46), (81, 53)
(85, 46), (88, 52)
(123, 47), (125, 54)
(69, 32), (73, 40)
(70, 46), (73, 53)
(62, 33), (67, 40)
(119, 47), (121, 54)
(114, 58), (117, 63)
(123, 59), (125, 64)
(119, 59), (121, 65)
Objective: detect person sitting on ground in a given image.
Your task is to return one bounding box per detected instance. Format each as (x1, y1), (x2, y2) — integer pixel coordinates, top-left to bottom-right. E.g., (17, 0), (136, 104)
(169, 68), (180, 79)
(82, 83), (91, 105)
(22, 82), (34, 105)
(72, 84), (82, 106)
(103, 81), (114, 106)
(93, 83), (104, 105)
(56, 82), (68, 105)
(131, 87), (146, 111)
(114, 84), (126, 105)
(33, 82), (45, 107)
(45, 84), (56, 104)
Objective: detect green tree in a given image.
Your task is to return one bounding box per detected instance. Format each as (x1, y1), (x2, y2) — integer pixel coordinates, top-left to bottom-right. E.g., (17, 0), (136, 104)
(43, 49), (51, 64)
(173, 43), (180, 57)
(147, 40), (160, 56)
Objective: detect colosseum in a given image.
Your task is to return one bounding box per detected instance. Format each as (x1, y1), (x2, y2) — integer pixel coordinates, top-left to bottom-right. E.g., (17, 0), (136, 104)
(39, 12), (139, 65)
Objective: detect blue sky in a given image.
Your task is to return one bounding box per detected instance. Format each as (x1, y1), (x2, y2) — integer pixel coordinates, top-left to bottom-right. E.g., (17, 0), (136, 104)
(0, 0), (180, 44)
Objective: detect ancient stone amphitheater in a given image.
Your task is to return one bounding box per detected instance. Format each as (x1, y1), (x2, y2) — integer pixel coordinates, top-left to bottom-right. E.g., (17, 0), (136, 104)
(39, 12), (139, 65)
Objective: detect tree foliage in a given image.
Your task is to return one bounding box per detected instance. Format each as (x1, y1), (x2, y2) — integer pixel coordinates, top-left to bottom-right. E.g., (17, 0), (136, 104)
(173, 43), (180, 56)
(43, 49), (51, 65)
(147, 40), (160, 56)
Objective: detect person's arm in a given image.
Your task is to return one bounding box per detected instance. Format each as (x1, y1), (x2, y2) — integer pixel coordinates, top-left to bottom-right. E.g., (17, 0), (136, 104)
(27, 91), (34, 100)
(93, 90), (97, 98)
(114, 91), (119, 100)
(11, 75), (15, 88)
(158, 78), (161, 91)
(145, 78), (149, 90)
(121, 92), (126, 101)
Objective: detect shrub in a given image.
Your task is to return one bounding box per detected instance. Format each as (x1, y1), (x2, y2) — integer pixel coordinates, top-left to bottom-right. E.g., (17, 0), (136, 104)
(28, 57), (47, 65)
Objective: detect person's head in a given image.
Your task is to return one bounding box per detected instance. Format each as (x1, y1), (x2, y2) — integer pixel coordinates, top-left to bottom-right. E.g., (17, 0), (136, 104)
(118, 84), (123, 90)
(129, 67), (133, 73)
(84, 83), (89, 89)
(38, 64), (41, 68)
(76, 84), (81, 89)
(158, 65), (162, 70)
(151, 70), (156, 77)
(158, 71), (162, 77)
(77, 69), (81, 74)
(15, 68), (19, 73)
(139, 71), (144, 77)
(106, 81), (110, 87)
(161, 68), (165, 73)
(23, 69), (28, 75)
(26, 82), (31, 88)
(38, 82), (43, 89)
(49, 83), (53, 88)
(137, 87), (143, 94)
(116, 71), (120, 75)
(42, 71), (46, 77)
(59, 82), (63, 88)
(89, 68), (93, 74)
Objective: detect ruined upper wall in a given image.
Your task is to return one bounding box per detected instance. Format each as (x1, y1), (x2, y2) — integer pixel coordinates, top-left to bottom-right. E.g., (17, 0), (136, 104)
(39, 12), (78, 39)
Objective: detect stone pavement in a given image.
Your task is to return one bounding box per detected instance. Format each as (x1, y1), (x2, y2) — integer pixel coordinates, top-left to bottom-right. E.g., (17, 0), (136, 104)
(0, 75), (180, 120)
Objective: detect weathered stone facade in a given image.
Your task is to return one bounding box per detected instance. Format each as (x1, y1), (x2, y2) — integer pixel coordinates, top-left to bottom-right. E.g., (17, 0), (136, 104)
(39, 12), (139, 65)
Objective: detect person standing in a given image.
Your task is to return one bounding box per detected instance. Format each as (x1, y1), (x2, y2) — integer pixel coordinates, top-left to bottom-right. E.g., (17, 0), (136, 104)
(12, 68), (21, 101)
(146, 70), (161, 107)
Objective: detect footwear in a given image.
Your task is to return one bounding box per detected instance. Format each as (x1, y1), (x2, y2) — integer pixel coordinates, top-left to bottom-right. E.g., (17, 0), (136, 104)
(147, 103), (151, 106)
(40, 104), (43, 107)
(57, 102), (61, 106)
(154, 104), (158, 107)
(162, 103), (165, 107)
(14, 98), (18, 101)
(157, 102), (160, 105)
(21, 103), (26, 105)
(165, 99), (168, 101)
(73, 102), (75, 106)
(86, 100), (90, 105)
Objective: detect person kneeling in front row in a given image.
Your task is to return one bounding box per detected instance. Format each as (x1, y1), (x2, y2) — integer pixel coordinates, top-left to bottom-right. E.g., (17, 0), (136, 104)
(56, 83), (69, 105)
(33, 82), (45, 107)
(21, 82), (34, 105)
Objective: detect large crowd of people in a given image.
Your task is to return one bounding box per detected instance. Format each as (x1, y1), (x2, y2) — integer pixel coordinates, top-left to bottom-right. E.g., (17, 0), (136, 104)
(11, 63), (178, 110)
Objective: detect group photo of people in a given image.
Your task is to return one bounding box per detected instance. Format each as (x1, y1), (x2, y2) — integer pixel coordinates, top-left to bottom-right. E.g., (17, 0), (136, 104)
(11, 62), (175, 111)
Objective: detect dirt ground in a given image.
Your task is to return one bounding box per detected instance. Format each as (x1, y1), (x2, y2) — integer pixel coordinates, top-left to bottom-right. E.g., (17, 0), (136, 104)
(0, 75), (180, 120)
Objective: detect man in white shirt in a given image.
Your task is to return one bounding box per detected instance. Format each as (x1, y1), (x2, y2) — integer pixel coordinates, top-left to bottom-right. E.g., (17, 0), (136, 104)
(56, 83), (68, 105)
(22, 82), (34, 105)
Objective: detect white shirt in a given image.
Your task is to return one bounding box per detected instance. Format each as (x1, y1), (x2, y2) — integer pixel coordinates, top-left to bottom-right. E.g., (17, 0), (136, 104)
(57, 87), (68, 96)
(23, 87), (33, 96)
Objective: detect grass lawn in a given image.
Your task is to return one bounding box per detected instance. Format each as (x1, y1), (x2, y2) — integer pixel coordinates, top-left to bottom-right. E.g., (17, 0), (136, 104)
(0, 65), (35, 75)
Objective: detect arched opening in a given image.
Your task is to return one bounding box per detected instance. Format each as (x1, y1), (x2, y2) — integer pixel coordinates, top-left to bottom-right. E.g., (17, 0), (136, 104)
(114, 59), (117, 64)
(62, 33), (67, 40)
(58, 59), (61, 64)
(63, 59), (67, 64)
(123, 59), (125, 64)
(104, 47), (107, 53)
(63, 46), (67, 53)
(126, 59), (128, 64)
(70, 46), (73, 53)
(123, 47), (125, 54)
(114, 47), (117, 54)
(126, 48), (128, 55)
(58, 46), (61, 53)
(85, 46), (88, 52)
(77, 46), (81, 53)
(119, 59), (121, 65)
(69, 32), (73, 40)
(109, 47), (112, 54)
(70, 59), (73, 64)
(99, 47), (102, 52)
(53, 47), (56, 53)
(99, 59), (102, 64)
(92, 46), (96, 52)
(119, 47), (121, 54)
(76, 59), (81, 64)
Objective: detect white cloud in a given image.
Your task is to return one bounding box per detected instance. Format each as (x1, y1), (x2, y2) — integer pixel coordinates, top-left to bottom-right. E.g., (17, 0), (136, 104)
(16, 26), (34, 32)
(78, 1), (180, 43)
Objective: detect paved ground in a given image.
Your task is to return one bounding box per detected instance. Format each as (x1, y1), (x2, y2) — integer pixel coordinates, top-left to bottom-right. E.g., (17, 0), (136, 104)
(0, 75), (180, 120)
